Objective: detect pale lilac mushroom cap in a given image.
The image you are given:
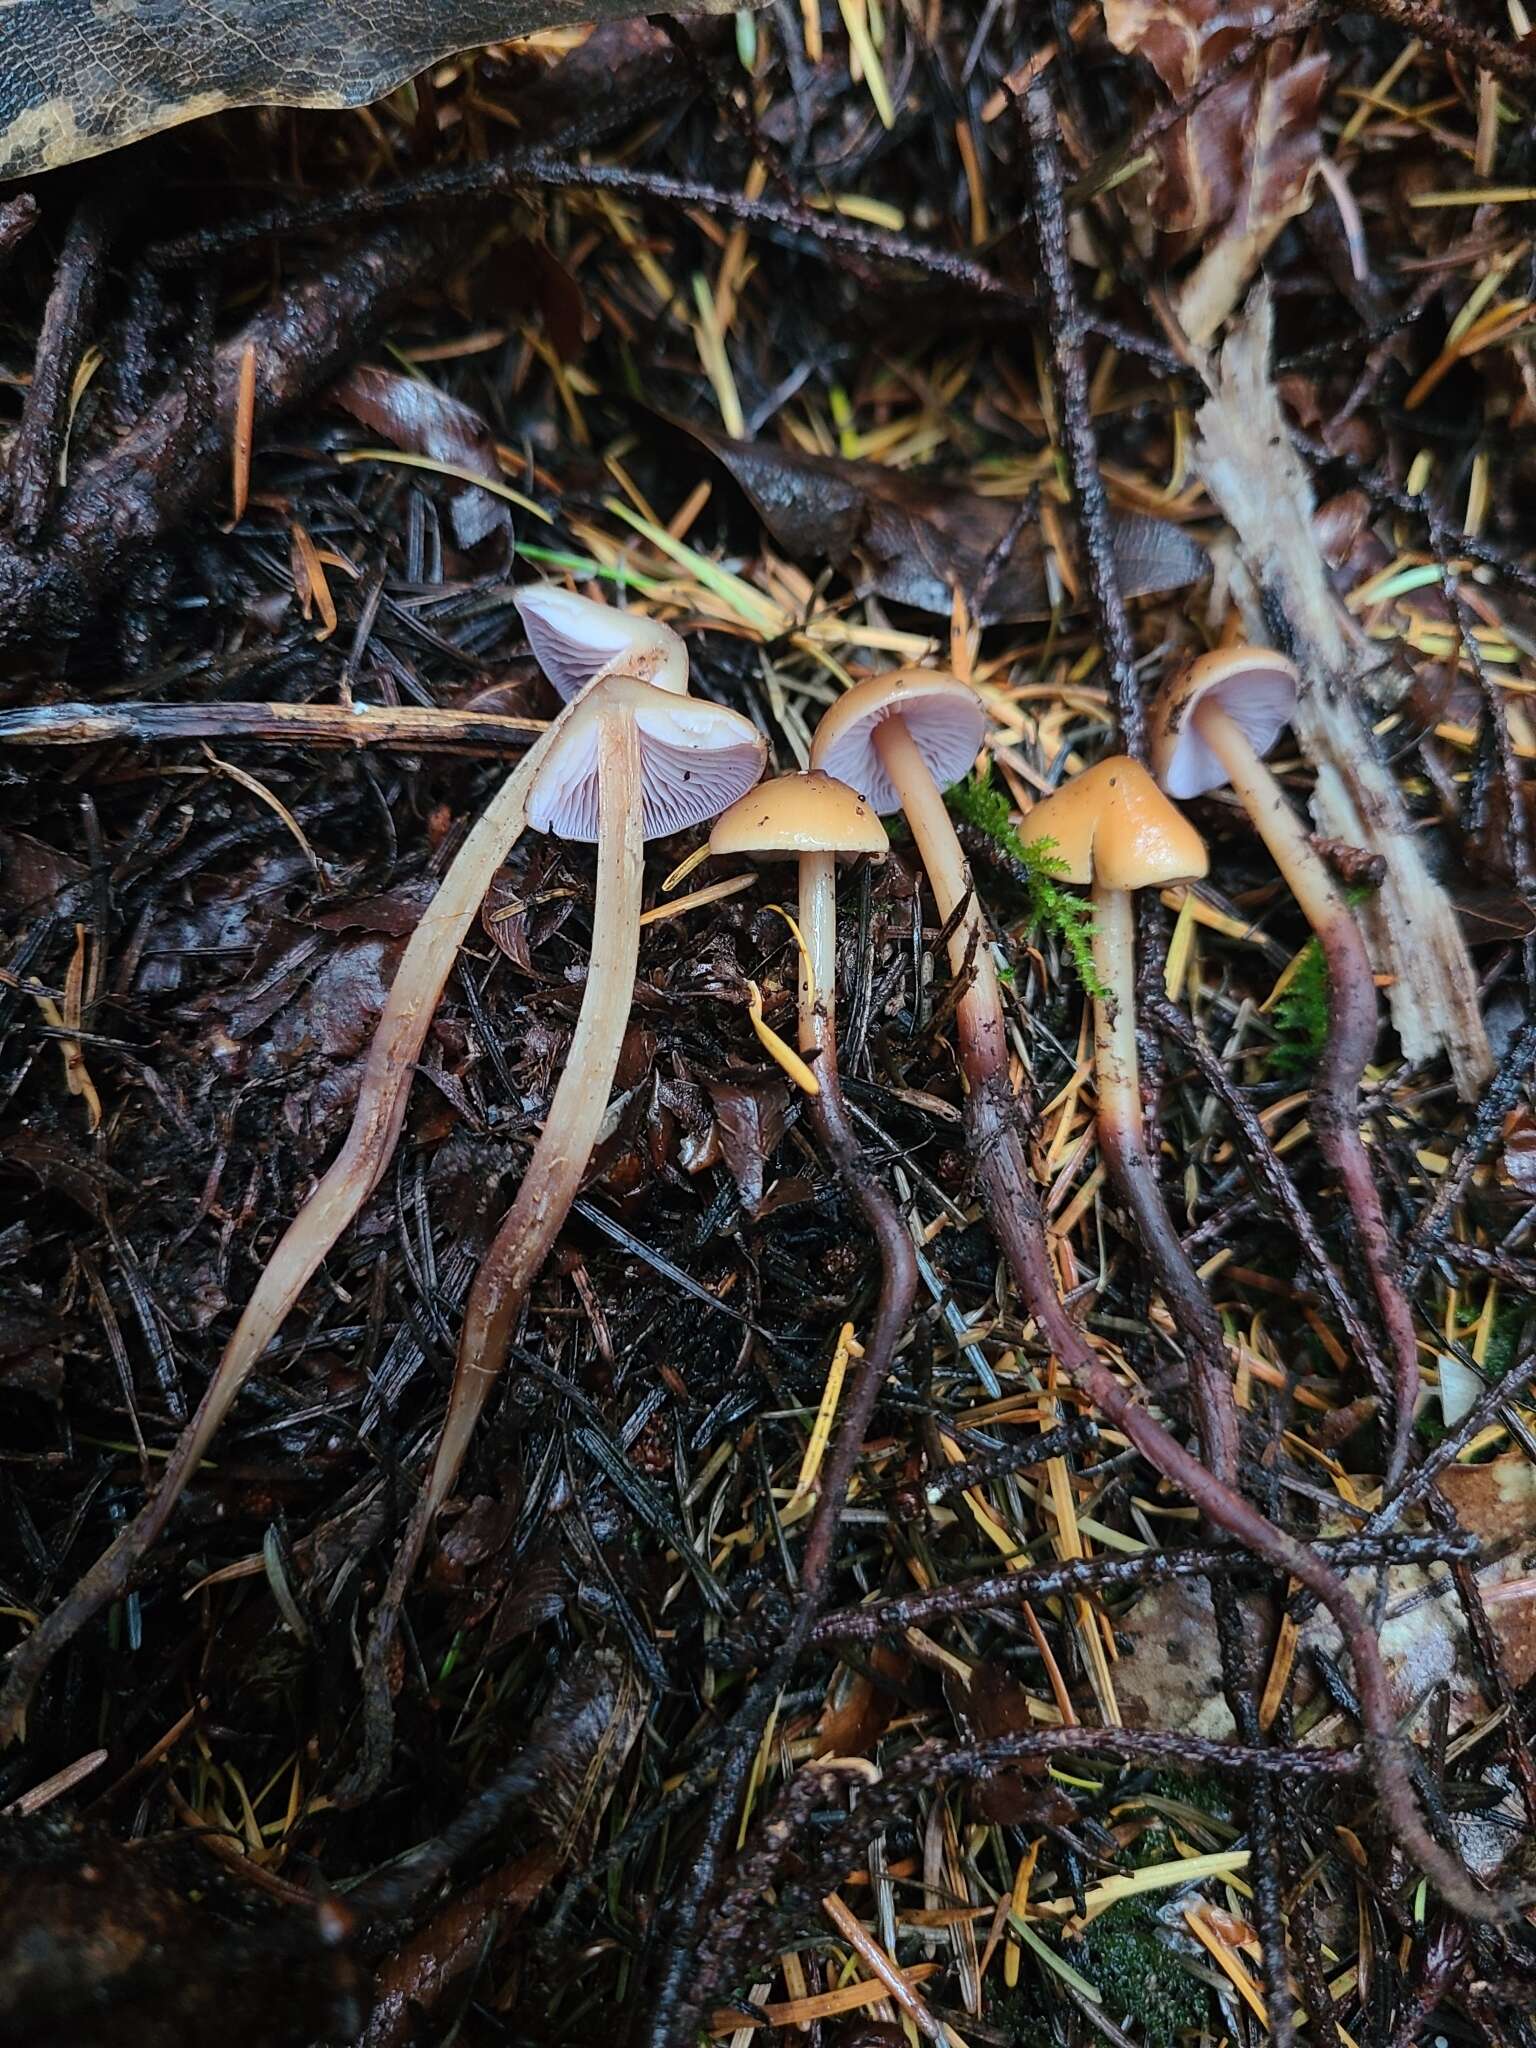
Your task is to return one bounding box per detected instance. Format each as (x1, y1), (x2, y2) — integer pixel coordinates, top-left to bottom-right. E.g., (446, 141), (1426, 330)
(527, 673), (766, 842)
(514, 585), (689, 701)
(1150, 647), (1300, 801)
(811, 669), (988, 815)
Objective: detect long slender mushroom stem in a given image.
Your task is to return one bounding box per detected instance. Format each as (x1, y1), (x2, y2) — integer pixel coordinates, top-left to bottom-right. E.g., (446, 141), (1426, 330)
(646, 839), (919, 2047)
(794, 848), (919, 1611)
(347, 709), (645, 1796)
(0, 704), (580, 1745)
(871, 715), (1006, 1081)
(1092, 884), (1241, 1489)
(861, 723), (1505, 1922)
(1191, 695), (1419, 1489)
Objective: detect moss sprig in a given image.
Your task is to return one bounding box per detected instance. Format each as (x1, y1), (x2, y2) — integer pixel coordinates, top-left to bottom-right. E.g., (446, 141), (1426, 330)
(945, 767), (1104, 996)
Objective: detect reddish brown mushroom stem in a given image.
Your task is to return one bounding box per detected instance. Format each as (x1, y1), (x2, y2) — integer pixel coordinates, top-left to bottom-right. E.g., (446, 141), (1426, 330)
(794, 846), (919, 1605)
(1192, 695), (1419, 1488)
(870, 713), (1007, 1082)
(1091, 880), (1241, 1490)
(962, 1067), (1504, 1923)
(837, 685), (1502, 1920)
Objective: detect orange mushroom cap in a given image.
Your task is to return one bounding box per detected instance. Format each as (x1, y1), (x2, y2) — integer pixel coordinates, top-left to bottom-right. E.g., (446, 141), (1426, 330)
(709, 771), (888, 860)
(1016, 756), (1208, 890)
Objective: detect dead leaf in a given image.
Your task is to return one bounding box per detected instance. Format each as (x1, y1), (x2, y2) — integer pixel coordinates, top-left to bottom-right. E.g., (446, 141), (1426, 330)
(525, 1646), (647, 1864)
(0, 1), (739, 179)
(1104, 1), (1328, 340)
(333, 364), (508, 550)
(942, 1657), (1077, 1827)
(707, 1075), (791, 1216)
(661, 414), (1206, 623)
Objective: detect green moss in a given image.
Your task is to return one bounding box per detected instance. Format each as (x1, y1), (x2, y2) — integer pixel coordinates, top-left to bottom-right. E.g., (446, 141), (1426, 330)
(945, 767), (1104, 996)
(1076, 1901), (1211, 2047)
(1267, 938), (1329, 1075)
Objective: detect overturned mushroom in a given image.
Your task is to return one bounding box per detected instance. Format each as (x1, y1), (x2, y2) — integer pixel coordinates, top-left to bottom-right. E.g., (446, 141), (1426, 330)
(1150, 645), (1419, 1487)
(709, 772), (917, 1606)
(1016, 756), (1239, 1486)
(350, 658), (765, 1793)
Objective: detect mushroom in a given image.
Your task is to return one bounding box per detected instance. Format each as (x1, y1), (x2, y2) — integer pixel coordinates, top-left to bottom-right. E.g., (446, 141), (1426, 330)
(1015, 755), (1239, 1486)
(708, 772), (917, 1604)
(349, 656), (765, 1794)
(1150, 645), (1418, 1485)
(812, 669), (1003, 1076)
(514, 583), (688, 698)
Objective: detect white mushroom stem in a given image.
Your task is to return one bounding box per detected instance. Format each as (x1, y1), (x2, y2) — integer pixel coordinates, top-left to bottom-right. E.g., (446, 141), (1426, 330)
(1190, 695), (1419, 1487)
(797, 848), (838, 1065)
(871, 715), (1006, 1082)
(389, 709), (645, 1590)
(0, 699), (584, 1744)
(1091, 884), (1240, 1489)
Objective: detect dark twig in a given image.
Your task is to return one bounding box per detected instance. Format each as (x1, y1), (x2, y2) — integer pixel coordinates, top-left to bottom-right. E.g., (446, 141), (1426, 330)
(1147, 993), (1396, 1401)
(1020, 75), (1145, 760)
(3, 191), (124, 543)
(1351, 0), (1536, 85)
(809, 1532), (1472, 1644)
(0, 195), (37, 279)
(1402, 1017), (1536, 1292)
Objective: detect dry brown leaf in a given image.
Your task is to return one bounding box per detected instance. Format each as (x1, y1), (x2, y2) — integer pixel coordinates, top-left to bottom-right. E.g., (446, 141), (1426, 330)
(1104, 1), (1328, 338)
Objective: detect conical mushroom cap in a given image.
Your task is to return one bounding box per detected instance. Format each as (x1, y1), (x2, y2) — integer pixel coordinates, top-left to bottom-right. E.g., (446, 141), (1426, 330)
(1017, 756), (1208, 890)
(709, 771), (888, 860)
(1150, 646), (1299, 800)
(811, 669), (987, 815)
(515, 585), (688, 701)
(527, 673), (765, 842)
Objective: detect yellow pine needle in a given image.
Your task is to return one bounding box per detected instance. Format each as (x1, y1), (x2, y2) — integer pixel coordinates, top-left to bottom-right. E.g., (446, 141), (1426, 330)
(691, 273), (747, 438)
(706, 1964), (943, 2036)
(603, 500), (787, 636)
(1185, 1903), (1268, 2023)
(838, 0), (895, 129)
(746, 979), (821, 1093)
(791, 1321), (859, 1501)
(662, 842), (712, 892)
(334, 448), (551, 521)
(764, 902), (817, 1009)
(57, 344), (104, 488)
(639, 875), (758, 927)
(1162, 888), (1198, 1000)
(1038, 1848), (1252, 1927)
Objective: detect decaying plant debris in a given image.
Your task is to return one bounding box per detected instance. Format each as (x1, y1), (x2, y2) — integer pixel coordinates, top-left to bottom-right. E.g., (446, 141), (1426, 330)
(1, 6), (1535, 2047)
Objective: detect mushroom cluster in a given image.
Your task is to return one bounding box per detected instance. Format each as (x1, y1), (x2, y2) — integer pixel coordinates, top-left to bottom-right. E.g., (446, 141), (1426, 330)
(0, 595), (1499, 1916)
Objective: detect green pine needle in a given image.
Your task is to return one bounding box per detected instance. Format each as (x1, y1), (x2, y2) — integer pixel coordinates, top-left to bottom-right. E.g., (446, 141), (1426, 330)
(945, 767), (1105, 996)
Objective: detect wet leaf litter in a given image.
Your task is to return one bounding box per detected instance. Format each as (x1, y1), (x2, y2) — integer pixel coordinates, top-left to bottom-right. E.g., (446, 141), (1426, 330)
(1, 7), (1535, 2048)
